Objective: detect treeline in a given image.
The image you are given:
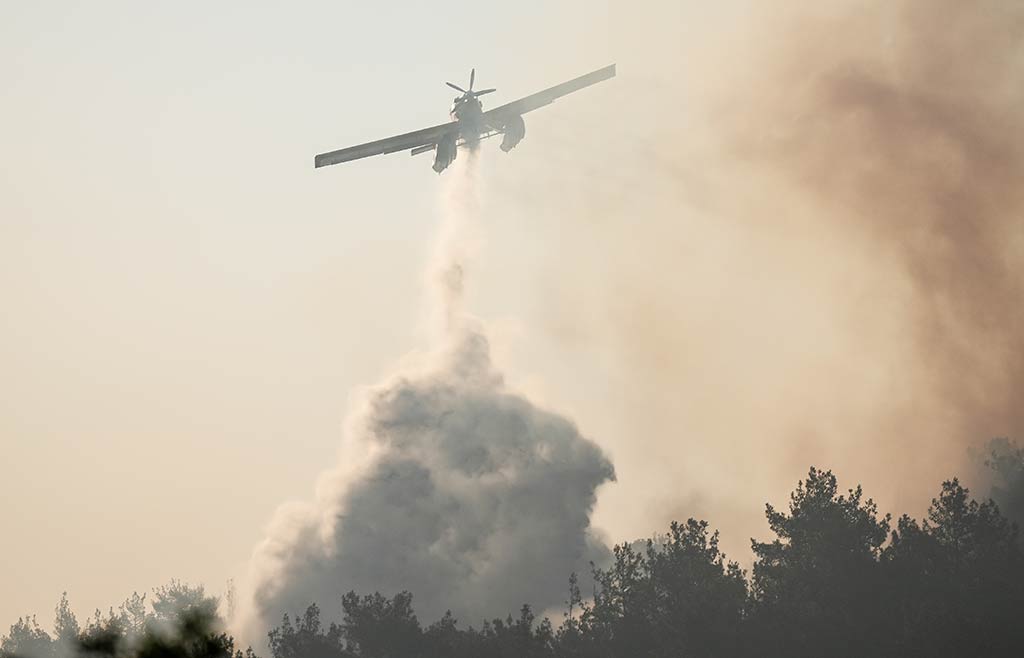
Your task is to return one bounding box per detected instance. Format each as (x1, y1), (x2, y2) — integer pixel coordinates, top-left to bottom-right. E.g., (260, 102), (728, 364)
(266, 468), (1024, 658)
(5, 460), (1024, 658)
(0, 582), (252, 658)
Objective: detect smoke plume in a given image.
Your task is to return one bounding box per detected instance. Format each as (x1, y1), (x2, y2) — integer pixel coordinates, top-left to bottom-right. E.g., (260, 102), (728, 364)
(238, 154), (614, 643)
(733, 0), (1024, 445)
(238, 0), (1022, 637)
(478, 0), (1024, 555)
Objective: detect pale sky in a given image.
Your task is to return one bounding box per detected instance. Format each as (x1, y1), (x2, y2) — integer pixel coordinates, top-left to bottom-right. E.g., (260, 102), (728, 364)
(6, 0), (997, 637)
(0, 0), (628, 629)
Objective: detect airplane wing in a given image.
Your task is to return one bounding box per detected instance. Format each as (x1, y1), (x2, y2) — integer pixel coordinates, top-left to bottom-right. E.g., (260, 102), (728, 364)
(484, 64), (616, 128)
(314, 121), (457, 168)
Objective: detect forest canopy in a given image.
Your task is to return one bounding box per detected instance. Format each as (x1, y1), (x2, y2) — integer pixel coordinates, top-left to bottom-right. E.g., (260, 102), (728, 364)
(5, 456), (1023, 658)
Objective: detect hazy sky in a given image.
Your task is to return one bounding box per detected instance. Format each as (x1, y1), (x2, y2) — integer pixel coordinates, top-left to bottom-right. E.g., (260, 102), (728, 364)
(0, 0), (631, 629)
(6, 0), (1020, 637)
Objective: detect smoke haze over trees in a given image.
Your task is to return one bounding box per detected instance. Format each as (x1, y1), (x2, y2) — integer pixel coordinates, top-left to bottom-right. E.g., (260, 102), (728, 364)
(241, 465), (1024, 657)
(233, 1), (1024, 647)
(481, 0), (1024, 562)
(9, 465), (1022, 658)
(1, 582), (254, 658)
(5, 0), (1023, 654)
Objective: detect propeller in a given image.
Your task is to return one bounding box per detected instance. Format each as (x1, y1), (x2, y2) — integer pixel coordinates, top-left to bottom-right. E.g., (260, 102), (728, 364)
(445, 69), (496, 102)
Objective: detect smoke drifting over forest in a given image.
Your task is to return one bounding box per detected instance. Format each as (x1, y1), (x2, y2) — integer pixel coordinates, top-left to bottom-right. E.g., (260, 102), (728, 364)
(238, 0), (1023, 642)
(474, 0), (1024, 553)
(239, 156), (614, 642)
(739, 0), (1024, 451)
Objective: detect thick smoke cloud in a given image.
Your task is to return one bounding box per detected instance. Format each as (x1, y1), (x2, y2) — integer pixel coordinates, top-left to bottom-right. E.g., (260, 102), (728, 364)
(478, 0), (1024, 555)
(238, 156), (613, 642)
(732, 0), (1024, 447)
(239, 0), (1022, 639)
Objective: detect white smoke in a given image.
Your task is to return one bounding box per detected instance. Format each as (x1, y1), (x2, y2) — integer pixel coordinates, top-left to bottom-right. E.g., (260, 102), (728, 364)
(237, 153), (614, 644)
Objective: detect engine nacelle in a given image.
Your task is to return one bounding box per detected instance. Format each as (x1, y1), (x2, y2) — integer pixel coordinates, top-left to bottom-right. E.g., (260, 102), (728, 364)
(433, 133), (458, 173)
(500, 115), (526, 152)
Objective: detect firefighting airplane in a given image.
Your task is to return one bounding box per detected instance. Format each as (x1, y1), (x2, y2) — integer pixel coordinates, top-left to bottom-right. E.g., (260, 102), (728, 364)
(314, 64), (616, 174)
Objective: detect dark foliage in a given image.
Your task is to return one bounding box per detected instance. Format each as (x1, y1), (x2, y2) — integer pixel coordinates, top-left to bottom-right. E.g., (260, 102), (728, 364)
(263, 468), (1023, 658)
(987, 437), (1024, 531)
(2, 583), (253, 658)
(5, 465), (1022, 658)
(748, 468), (892, 657)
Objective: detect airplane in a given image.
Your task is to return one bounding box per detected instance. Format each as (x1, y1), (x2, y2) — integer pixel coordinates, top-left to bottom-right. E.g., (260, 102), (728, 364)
(314, 64), (616, 174)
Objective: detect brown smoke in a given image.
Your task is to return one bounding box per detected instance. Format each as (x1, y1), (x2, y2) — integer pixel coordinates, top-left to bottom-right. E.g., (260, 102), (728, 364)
(481, 0), (1024, 557)
(733, 0), (1024, 444)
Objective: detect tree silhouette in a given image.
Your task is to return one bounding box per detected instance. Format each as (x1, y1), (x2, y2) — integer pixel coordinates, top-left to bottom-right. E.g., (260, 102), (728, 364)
(749, 467), (891, 657)
(987, 438), (1024, 531)
(1, 617), (53, 658)
(3, 582), (250, 658)
(267, 603), (344, 658)
(339, 592), (421, 658)
(7, 464), (1023, 658)
(885, 479), (1024, 657)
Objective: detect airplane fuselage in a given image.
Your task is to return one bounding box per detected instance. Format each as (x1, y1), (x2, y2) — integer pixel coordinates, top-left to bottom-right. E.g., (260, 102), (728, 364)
(431, 96), (487, 172)
(450, 96), (483, 121)
(450, 97), (485, 139)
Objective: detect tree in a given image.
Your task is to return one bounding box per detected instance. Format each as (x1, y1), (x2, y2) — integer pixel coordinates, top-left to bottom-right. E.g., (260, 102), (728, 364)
(472, 606), (553, 658)
(11, 463), (1024, 658)
(1, 617), (53, 658)
(339, 592), (421, 658)
(749, 467), (891, 658)
(130, 607), (235, 658)
(79, 592), (148, 655)
(553, 573), (585, 658)
(578, 519), (747, 658)
(267, 604), (345, 658)
(584, 541), (652, 657)
(421, 612), (468, 658)
(986, 438), (1024, 533)
(53, 594), (79, 650)
(150, 583), (219, 629)
(644, 520), (747, 657)
(884, 479), (1024, 657)
(0, 581), (253, 658)
(0, 593), (79, 658)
